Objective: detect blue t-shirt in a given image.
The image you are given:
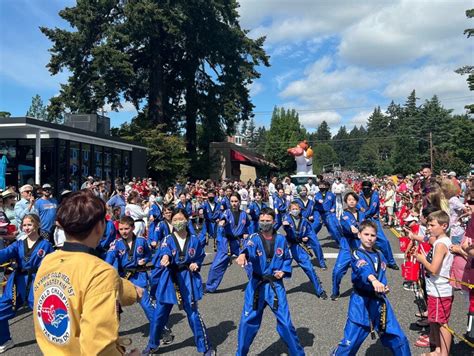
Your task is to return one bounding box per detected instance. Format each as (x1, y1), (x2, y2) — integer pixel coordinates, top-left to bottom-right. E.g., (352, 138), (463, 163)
(106, 194), (126, 217)
(34, 198), (58, 233)
(0, 156), (8, 190)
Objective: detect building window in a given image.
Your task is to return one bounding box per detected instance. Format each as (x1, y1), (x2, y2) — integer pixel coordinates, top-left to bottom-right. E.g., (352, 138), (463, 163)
(104, 147), (112, 182)
(82, 144), (91, 181)
(94, 146), (103, 179)
(17, 139), (35, 186)
(70, 141), (80, 191)
(40, 139), (55, 187)
(113, 150), (122, 183)
(123, 151), (130, 180)
(58, 140), (68, 192)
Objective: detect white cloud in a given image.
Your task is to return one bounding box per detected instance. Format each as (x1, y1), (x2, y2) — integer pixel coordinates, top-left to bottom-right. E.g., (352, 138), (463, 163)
(347, 110), (372, 128)
(249, 81), (264, 96)
(103, 101), (137, 113)
(280, 57), (379, 108)
(299, 111), (342, 130)
(383, 64), (471, 113)
(339, 0), (472, 67)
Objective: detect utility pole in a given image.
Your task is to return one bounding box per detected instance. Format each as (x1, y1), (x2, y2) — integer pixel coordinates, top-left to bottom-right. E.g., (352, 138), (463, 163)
(429, 131), (433, 171)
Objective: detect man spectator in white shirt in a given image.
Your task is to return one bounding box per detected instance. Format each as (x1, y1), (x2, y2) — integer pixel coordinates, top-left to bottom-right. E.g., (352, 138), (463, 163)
(331, 177), (345, 219)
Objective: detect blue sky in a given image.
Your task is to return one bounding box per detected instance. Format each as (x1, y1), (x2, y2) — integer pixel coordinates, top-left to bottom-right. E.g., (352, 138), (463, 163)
(0, 0), (472, 133)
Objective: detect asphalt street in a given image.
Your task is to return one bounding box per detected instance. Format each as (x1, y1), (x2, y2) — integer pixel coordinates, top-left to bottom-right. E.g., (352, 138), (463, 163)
(3, 227), (473, 355)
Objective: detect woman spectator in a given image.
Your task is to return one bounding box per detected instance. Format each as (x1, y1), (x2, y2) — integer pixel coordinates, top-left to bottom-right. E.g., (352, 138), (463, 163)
(384, 182), (396, 227)
(163, 187), (174, 205)
(125, 190), (148, 237)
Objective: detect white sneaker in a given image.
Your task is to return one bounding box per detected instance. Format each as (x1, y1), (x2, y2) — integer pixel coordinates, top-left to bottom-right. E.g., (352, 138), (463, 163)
(0, 339), (14, 353)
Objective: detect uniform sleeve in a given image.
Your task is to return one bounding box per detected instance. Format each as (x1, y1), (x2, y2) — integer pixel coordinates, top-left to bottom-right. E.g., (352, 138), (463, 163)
(143, 241), (151, 263)
(0, 241), (19, 264)
(194, 240), (205, 267)
(119, 278), (138, 307)
(339, 215), (352, 235)
(158, 236), (172, 258)
(282, 241), (292, 278)
(104, 243), (117, 266)
(80, 270), (126, 355)
(350, 251), (374, 287)
(365, 193), (379, 217)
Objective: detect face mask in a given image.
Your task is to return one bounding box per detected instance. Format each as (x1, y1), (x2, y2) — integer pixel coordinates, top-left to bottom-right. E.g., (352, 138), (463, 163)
(290, 209), (300, 217)
(319, 187), (327, 193)
(300, 192), (307, 198)
(156, 196), (163, 203)
(208, 196), (215, 202)
(362, 188), (372, 197)
(259, 221), (273, 232)
(172, 221), (187, 232)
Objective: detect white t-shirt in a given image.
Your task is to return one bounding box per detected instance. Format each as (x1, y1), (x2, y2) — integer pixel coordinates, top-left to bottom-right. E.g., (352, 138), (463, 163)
(426, 237), (453, 298)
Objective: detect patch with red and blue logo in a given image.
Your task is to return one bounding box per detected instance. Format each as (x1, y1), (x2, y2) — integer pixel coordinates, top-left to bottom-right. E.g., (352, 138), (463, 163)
(37, 249), (45, 258)
(188, 248), (195, 257)
(276, 247), (283, 257)
(36, 286), (70, 344)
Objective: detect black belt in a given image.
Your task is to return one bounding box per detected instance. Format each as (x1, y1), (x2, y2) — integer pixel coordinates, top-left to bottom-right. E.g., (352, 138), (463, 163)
(17, 267), (38, 275)
(123, 264), (154, 279)
(298, 242), (314, 257)
(252, 273), (279, 311)
(353, 287), (387, 338)
(169, 263), (191, 310)
(134, 219), (145, 223)
(13, 267), (38, 310)
(226, 234), (243, 240)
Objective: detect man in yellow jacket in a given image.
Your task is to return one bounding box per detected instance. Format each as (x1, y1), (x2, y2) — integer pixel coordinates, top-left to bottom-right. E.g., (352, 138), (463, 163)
(33, 190), (141, 355)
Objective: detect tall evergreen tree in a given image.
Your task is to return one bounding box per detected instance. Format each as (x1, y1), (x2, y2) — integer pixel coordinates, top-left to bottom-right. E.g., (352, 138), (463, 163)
(26, 94), (47, 120)
(316, 120), (332, 141)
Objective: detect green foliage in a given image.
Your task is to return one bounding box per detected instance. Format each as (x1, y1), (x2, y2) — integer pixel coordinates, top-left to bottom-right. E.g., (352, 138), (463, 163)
(26, 94), (47, 120)
(0, 112), (11, 118)
(312, 143), (338, 173)
(264, 107), (306, 175)
(455, 8), (474, 113)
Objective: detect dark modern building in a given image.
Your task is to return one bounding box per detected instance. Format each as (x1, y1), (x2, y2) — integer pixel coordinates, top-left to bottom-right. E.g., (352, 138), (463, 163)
(0, 116), (147, 192)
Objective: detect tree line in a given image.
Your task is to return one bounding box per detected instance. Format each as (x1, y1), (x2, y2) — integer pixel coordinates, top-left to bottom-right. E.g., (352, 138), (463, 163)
(244, 90), (474, 177)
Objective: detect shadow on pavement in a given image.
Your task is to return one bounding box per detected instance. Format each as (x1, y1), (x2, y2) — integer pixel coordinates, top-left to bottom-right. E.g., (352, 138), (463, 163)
(365, 339), (391, 355)
(159, 320), (237, 353)
(258, 327), (315, 354)
(213, 282), (248, 294)
(286, 281), (315, 295)
(119, 313), (186, 338)
(12, 339), (37, 349)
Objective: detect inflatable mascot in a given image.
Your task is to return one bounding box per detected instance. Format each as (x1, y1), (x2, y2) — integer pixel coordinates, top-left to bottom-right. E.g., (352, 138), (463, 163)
(287, 140), (314, 175)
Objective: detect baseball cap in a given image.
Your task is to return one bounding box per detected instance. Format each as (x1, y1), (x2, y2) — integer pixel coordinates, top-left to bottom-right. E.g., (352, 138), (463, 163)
(61, 190), (72, 196)
(448, 171), (456, 177)
(42, 183), (52, 189)
(1, 188), (16, 199)
(19, 184), (33, 193)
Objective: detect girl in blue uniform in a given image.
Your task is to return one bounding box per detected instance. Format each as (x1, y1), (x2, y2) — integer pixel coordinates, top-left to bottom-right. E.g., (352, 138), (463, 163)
(105, 216), (154, 321)
(331, 192), (364, 300)
(205, 192), (249, 293)
(283, 202), (327, 299)
(148, 194), (164, 241)
(236, 207), (305, 356)
(332, 221), (410, 356)
(293, 186), (314, 222)
(200, 190), (222, 251)
(0, 214), (54, 353)
(144, 209), (215, 356)
(246, 189), (267, 234)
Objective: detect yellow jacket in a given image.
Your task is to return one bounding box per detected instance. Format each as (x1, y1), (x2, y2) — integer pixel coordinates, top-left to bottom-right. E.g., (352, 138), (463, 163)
(33, 242), (137, 355)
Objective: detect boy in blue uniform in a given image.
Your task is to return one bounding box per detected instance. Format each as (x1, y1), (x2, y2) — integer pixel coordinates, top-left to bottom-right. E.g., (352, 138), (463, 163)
(144, 208), (215, 355)
(150, 205), (174, 250)
(205, 193), (249, 293)
(273, 185), (288, 231)
(292, 186), (314, 221)
(176, 193), (193, 217)
(246, 189), (267, 234)
(332, 221), (411, 356)
(312, 181), (343, 245)
(200, 190), (221, 252)
(283, 202), (327, 298)
(105, 216), (154, 321)
(0, 214), (54, 353)
(331, 192), (364, 300)
(236, 207), (305, 356)
(357, 181), (398, 270)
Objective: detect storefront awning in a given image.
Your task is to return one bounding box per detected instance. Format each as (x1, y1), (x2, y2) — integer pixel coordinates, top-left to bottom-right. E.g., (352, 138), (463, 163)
(230, 149), (277, 168)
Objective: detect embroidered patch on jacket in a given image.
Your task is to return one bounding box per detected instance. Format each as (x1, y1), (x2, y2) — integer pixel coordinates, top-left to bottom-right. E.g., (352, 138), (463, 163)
(36, 286), (71, 345)
(276, 248), (284, 257)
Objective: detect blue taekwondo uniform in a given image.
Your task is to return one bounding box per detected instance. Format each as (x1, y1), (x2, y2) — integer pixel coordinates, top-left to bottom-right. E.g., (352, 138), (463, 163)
(148, 202), (163, 240)
(247, 201), (267, 234)
(273, 194), (288, 231)
(205, 209), (249, 292)
(188, 220), (207, 248)
(219, 196), (231, 211)
(292, 197), (315, 220)
(332, 209), (364, 297)
(105, 235), (154, 322)
(236, 233), (305, 356)
(284, 212), (327, 269)
(176, 200), (193, 217)
(0, 238), (54, 346)
(201, 200), (222, 242)
(146, 233), (213, 354)
(96, 219), (117, 260)
(150, 219), (173, 249)
(282, 214), (326, 297)
(332, 248), (411, 356)
(357, 192), (396, 266)
(313, 191), (343, 245)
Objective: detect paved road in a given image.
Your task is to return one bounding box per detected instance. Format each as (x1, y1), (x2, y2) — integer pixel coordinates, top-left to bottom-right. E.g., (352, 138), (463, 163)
(3, 228), (472, 355)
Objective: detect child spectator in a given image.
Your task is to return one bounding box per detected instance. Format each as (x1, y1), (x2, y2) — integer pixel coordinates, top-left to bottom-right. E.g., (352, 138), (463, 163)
(416, 210), (454, 356)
